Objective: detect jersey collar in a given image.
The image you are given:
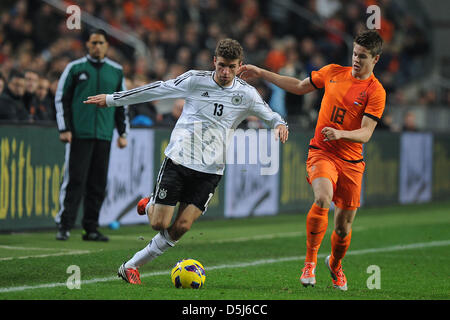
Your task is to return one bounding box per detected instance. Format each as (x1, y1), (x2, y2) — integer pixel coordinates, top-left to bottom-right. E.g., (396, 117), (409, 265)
(86, 54), (106, 64)
(211, 71), (236, 89)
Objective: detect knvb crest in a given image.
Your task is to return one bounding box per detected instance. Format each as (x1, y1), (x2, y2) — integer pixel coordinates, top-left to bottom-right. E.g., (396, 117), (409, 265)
(354, 91), (367, 107)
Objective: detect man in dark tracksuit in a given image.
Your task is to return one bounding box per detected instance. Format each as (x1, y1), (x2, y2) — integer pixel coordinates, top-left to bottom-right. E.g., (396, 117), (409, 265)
(55, 29), (129, 241)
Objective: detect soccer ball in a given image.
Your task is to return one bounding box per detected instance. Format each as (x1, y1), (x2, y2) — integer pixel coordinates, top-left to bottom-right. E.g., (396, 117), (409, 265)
(171, 259), (206, 289)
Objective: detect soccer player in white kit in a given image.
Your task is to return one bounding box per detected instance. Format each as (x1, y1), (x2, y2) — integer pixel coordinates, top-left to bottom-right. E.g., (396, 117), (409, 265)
(84, 39), (289, 284)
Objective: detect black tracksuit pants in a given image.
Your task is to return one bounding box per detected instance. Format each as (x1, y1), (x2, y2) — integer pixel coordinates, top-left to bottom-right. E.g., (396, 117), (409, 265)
(56, 138), (111, 232)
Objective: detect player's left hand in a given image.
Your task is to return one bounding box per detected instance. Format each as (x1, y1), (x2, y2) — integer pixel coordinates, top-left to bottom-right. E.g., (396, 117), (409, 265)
(275, 124), (289, 143)
(321, 127), (342, 141)
(84, 94), (107, 107)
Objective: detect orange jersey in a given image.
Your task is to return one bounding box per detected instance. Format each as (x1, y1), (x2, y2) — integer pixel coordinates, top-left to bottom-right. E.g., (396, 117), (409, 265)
(309, 64), (386, 161)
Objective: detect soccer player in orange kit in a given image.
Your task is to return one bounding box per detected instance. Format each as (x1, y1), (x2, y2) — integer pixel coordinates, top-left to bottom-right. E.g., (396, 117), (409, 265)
(238, 30), (386, 290)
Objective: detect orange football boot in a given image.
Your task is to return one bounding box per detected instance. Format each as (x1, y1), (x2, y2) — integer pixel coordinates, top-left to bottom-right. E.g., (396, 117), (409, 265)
(300, 262), (316, 287)
(118, 263), (142, 284)
(325, 255), (347, 291)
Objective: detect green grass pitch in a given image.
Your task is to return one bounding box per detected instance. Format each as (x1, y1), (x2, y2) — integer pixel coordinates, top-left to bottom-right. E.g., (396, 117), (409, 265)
(0, 201), (449, 300)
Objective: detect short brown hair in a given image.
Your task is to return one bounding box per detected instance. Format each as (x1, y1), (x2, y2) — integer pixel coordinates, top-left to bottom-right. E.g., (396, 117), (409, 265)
(354, 30), (383, 57)
(215, 38), (244, 61)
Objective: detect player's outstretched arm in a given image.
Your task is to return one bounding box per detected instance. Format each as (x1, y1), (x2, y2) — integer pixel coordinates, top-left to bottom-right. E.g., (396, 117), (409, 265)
(84, 94), (107, 107)
(238, 64), (316, 95)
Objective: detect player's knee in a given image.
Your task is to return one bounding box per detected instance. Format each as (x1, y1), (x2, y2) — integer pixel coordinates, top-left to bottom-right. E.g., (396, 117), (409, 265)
(150, 219), (170, 231)
(335, 226), (350, 238)
(314, 194), (332, 208)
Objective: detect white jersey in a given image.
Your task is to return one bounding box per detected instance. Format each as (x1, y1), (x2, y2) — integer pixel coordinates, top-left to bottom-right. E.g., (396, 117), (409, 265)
(106, 70), (286, 175)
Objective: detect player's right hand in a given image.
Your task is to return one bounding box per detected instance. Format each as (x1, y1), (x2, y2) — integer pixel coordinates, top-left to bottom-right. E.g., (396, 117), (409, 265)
(84, 94), (107, 107)
(59, 131), (72, 143)
(238, 64), (262, 81)
(275, 124), (289, 144)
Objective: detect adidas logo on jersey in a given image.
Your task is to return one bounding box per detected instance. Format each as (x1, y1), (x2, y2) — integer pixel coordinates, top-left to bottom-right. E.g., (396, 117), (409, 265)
(79, 73), (88, 81)
(201, 92), (209, 97)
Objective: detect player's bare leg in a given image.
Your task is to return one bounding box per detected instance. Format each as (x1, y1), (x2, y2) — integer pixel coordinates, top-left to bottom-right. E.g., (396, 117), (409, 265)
(149, 204), (176, 231)
(301, 177), (333, 287)
(168, 203), (203, 241)
(333, 207), (356, 240)
(311, 177), (334, 209)
(325, 207), (356, 291)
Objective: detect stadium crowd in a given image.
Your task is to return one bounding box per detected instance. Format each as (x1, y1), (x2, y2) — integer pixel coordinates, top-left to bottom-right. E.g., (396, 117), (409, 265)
(0, 0), (445, 130)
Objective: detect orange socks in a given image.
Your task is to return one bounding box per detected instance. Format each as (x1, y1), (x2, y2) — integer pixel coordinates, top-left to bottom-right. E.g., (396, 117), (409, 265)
(305, 203), (329, 265)
(304, 203), (353, 269)
(329, 230), (352, 271)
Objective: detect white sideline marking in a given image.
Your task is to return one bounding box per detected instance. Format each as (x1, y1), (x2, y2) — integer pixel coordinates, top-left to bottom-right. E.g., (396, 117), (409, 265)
(0, 245), (74, 251)
(0, 239), (449, 293)
(0, 227), (364, 261)
(0, 250), (92, 261)
(108, 226), (367, 243)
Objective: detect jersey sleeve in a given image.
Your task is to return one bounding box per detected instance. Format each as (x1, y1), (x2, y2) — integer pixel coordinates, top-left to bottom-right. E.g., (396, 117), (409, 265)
(106, 71), (195, 107)
(249, 88), (287, 129)
(55, 63), (75, 132)
(309, 64), (335, 89)
(363, 85), (386, 122)
(114, 74), (130, 136)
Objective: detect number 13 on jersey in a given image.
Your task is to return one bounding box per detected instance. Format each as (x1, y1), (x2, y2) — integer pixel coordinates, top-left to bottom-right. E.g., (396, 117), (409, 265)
(213, 103), (223, 116)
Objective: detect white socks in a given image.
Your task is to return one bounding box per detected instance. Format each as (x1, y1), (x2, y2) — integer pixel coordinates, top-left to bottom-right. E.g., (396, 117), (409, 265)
(125, 229), (177, 269)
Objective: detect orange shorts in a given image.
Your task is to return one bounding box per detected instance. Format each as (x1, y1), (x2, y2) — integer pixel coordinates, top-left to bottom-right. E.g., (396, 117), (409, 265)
(306, 148), (365, 210)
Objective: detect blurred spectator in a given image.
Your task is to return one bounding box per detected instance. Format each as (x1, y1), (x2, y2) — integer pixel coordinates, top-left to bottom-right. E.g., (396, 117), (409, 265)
(401, 15), (430, 78)
(279, 48), (306, 123)
(160, 98), (184, 127)
(377, 113), (399, 132)
(445, 89), (450, 107)
(0, 0), (436, 128)
(299, 38), (317, 72)
(242, 79), (273, 129)
(0, 70), (29, 121)
(267, 83), (286, 119)
(23, 70), (39, 111)
(176, 46), (193, 69)
(194, 49), (213, 70)
(28, 76), (55, 122)
(418, 89), (438, 107)
(264, 39), (286, 73)
(0, 73), (5, 95)
(243, 32), (266, 66)
(47, 72), (60, 105)
(316, 0), (342, 19)
(32, 3), (64, 52)
(402, 111), (419, 132)
(390, 88), (408, 107)
(129, 75), (159, 127)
